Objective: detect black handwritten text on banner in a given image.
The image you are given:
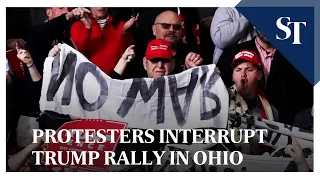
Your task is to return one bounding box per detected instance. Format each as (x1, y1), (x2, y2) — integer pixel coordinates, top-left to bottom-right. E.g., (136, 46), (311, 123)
(40, 44), (229, 129)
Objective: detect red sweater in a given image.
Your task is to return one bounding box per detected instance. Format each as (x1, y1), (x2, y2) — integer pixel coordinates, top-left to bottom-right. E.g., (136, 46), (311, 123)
(70, 16), (133, 75)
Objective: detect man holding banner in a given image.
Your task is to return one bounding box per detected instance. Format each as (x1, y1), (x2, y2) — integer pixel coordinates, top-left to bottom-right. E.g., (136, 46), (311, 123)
(217, 30), (313, 126)
(228, 49), (278, 155)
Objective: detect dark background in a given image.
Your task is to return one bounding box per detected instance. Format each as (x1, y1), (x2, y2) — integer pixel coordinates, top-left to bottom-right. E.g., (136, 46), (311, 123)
(6, 8), (47, 39)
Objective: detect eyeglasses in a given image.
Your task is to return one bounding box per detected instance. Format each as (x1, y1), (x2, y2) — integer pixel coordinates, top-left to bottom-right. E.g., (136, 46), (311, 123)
(150, 58), (171, 63)
(154, 23), (183, 31)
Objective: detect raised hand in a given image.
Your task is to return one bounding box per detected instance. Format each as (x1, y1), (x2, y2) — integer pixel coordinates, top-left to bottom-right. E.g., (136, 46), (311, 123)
(185, 52), (203, 69)
(120, 45), (135, 62)
(66, 7), (92, 29)
(122, 13), (139, 34)
(114, 45), (135, 75)
(48, 43), (62, 57)
(16, 43), (33, 67)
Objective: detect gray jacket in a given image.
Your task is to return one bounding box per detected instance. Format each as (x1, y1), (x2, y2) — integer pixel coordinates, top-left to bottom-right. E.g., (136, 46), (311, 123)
(210, 7), (256, 64)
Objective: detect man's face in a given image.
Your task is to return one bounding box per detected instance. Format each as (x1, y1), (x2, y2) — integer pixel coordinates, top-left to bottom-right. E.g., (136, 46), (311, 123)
(232, 62), (262, 97)
(47, 7), (68, 21)
(143, 58), (175, 78)
(90, 7), (108, 19)
(152, 11), (182, 44)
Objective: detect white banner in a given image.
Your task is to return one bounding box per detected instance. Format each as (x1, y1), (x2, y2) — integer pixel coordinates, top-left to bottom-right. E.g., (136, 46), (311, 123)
(228, 112), (314, 151)
(152, 144), (313, 172)
(40, 44), (229, 129)
(106, 143), (313, 172)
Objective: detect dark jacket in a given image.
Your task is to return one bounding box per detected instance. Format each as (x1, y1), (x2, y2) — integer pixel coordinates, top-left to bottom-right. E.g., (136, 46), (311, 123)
(20, 14), (74, 118)
(293, 108), (313, 131)
(25, 14), (74, 75)
(217, 38), (313, 125)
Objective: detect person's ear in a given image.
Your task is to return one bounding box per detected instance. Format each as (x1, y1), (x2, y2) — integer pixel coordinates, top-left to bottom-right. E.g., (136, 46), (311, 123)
(232, 71), (235, 82)
(46, 8), (52, 19)
(152, 25), (156, 36)
(143, 57), (147, 70)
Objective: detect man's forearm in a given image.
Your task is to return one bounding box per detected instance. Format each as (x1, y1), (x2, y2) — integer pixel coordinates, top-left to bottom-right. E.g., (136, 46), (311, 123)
(8, 145), (34, 171)
(27, 64), (42, 82)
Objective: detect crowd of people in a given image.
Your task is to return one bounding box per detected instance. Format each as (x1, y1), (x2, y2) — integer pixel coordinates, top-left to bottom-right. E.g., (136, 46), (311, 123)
(6, 7), (313, 172)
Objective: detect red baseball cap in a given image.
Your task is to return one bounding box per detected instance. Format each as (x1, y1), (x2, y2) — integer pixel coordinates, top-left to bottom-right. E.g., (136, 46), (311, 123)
(145, 39), (173, 60)
(232, 50), (261, 68)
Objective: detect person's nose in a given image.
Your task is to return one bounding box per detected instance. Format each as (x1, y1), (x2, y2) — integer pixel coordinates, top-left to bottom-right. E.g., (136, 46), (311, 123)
(168, 25), (174, 32)
(157, 61), (164, 68)
(241, 70), (247, 78)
